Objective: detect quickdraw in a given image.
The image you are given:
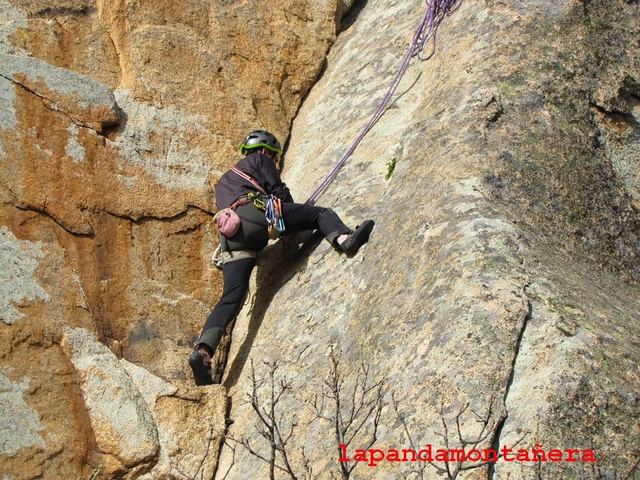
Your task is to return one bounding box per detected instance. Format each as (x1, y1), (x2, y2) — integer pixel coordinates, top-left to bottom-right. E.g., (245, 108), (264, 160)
(265, 195), (285, 235)
(245, 192), (285, 235)
(211, 245), (223, 270)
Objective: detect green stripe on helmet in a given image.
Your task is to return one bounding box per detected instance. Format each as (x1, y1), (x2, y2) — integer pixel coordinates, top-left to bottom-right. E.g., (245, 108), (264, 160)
(239, 142), (283, 155)
(240, 130), (283, 155)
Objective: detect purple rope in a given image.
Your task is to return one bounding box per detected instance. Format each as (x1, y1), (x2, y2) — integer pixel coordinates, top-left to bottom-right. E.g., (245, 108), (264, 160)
(306, 0), (464, 205)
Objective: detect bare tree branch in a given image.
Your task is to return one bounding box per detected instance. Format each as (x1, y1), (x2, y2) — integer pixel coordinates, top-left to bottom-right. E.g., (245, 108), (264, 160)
(226, 360), (301, 480)
(392, 390), (428, 480)
(308, 346), (387, 480)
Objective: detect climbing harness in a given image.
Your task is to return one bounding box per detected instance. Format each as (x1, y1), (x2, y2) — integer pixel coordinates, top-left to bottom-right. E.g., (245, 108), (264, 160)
(211, 166), (286, 269)
(230, 166), (286, 236)
(305, 0), (464, 205)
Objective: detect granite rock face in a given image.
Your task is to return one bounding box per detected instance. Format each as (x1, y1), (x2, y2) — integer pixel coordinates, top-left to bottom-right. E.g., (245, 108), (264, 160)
(219, 0), (640, 479)
(1, 0), (639, 478)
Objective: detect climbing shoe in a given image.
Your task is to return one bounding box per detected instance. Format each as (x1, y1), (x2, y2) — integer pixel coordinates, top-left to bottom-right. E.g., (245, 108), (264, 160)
(339, 220), (375, 256)
(188, 349), (214, 386)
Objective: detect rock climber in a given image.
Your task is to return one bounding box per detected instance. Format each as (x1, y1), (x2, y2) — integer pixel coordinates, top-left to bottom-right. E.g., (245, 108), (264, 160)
(189, 130), (375, 386)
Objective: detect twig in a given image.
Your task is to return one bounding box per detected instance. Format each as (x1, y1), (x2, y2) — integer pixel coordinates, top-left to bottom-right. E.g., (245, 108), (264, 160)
(310, 346), (387, 479)
(226, 360), (300, 479)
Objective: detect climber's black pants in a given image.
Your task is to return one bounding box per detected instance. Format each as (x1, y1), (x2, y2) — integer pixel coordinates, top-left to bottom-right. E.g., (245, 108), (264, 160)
(197, 201), (351, 352)
(198, 257), (255, 351)
(281, 202), (351, 244)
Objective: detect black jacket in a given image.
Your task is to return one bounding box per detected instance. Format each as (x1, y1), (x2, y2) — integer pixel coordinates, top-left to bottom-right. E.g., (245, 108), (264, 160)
(215, 152), (294, 209)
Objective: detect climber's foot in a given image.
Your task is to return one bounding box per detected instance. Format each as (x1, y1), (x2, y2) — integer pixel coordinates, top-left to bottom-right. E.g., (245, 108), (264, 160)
(339, 220), (375, 256)
(189, 348), (214, 386)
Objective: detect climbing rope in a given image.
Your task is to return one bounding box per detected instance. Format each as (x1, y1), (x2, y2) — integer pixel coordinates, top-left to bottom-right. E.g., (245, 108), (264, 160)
(306, 0), (464, 205)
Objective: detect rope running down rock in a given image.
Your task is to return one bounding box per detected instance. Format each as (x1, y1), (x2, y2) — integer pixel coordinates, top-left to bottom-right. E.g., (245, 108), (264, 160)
(306, 0), (464, 205)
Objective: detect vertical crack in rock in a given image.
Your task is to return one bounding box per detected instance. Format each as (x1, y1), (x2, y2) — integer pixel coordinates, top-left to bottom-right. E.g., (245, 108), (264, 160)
(488, 294), (532, 479)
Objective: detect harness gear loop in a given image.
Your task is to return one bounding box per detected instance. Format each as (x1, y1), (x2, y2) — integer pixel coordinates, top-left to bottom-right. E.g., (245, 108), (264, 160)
(248, 192), (267, 211)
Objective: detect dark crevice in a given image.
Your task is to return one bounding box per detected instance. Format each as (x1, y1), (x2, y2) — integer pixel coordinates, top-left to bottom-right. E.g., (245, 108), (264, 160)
(211, 231), (326, 479)
(13, 204), (94, 237)
(591, 101), (640, 128)
(28, 6), (97, 18)
(285, 0), (370, 147)
(488, 297), (533, 479)
(0, 72), (47, 101)
(221, 230), (325, 390)
(13, 203), (214, 238)
(339, 0), (369, 33)
(122, 204), (215, 224)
